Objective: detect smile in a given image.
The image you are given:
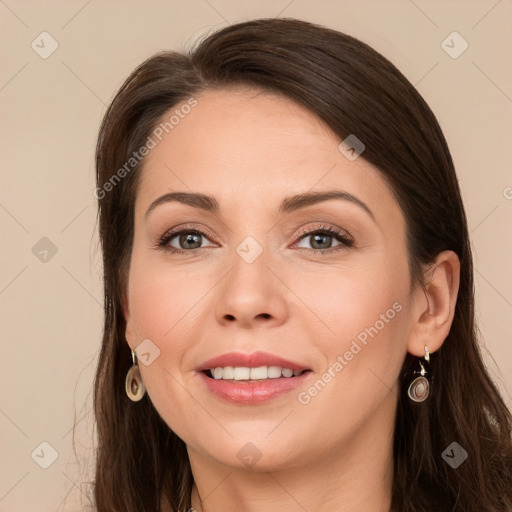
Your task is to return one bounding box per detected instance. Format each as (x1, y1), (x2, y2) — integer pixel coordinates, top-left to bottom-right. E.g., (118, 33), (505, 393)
(196, 351), (313, 404)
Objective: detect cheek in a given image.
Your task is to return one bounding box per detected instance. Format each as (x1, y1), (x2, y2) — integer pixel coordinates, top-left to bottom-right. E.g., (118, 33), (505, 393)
(295, 258), (409, 411)
(127, 253), (209, 343)
(294, 296), (407, 451)
(126, 259), (212, 440)
(292, 255), (405, 345)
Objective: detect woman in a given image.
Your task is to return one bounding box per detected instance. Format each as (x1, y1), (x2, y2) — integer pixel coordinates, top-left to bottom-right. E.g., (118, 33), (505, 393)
(92, 17), (512, 512)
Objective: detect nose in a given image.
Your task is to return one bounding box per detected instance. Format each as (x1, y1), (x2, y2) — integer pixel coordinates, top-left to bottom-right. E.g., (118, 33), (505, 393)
(215, 244), (288, 329)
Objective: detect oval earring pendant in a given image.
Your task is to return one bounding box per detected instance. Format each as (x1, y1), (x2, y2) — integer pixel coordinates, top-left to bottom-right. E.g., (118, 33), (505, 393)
(125, 365), (146, 402)
(408, 376), (429, 402)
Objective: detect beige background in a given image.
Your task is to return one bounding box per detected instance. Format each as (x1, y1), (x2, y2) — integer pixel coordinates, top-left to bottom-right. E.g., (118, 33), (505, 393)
(1, 1), (511, 510)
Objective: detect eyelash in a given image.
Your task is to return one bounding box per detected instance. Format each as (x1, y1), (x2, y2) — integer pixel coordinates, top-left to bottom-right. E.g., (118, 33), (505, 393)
(156, 223), (354, 255)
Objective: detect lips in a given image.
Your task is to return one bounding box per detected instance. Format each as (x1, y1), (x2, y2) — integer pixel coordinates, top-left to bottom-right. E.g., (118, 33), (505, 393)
(196, 351), (313, 404)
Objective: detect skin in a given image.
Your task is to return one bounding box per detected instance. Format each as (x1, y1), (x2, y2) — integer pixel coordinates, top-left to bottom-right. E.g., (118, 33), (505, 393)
(123, 87), (460, 512)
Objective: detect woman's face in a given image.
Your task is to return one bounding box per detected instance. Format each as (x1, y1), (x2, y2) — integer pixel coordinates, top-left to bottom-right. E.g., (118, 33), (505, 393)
(124, 87), (422, 471)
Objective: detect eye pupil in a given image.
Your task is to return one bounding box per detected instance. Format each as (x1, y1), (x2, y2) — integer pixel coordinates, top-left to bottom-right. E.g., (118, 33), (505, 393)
(311, 233), (331, 249)
(181, 232), (201, 249)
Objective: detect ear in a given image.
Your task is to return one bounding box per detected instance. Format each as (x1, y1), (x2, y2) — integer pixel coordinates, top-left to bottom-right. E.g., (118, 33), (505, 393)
(123, 291), (137, 351)
(406, 250), (460, 357)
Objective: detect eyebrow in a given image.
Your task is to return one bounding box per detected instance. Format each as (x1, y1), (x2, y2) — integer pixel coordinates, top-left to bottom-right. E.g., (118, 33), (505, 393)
(146, 192), (219, 218)
(279, 190), (375, 221)
(145, 190), (375, 222)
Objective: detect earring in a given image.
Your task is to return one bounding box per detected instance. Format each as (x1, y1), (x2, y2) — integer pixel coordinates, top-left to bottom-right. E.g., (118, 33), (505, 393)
(407, 345), (430, 402)
(125, 349), (146, 402)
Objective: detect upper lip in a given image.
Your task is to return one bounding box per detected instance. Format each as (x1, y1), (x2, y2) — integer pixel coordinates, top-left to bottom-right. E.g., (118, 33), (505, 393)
(197, 351), (310, 372)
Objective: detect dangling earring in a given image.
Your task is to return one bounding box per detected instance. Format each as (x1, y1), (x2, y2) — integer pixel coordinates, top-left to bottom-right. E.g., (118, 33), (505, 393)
(407, 345), (430, 402)
(125, 349), (146, 402)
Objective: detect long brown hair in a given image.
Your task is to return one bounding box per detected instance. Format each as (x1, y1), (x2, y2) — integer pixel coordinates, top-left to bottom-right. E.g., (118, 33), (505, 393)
(92, 17), (512, 511)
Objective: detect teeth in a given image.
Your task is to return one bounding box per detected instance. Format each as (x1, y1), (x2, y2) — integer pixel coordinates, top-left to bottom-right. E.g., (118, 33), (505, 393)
(250, 366), (268, 380)
(233, 367), (250, 380)
(210, 366), (303, 380)
(267, 366), (282, 378)
(223, 366), (234, 379)
(212, 367), (223, 379)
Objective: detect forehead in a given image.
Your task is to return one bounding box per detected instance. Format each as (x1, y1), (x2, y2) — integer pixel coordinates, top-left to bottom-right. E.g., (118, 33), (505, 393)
(136, 87), (400, 225)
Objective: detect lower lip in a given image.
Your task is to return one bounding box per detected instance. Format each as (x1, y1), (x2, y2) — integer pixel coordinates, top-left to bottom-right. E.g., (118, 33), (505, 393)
(198, 371), (312, 404)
